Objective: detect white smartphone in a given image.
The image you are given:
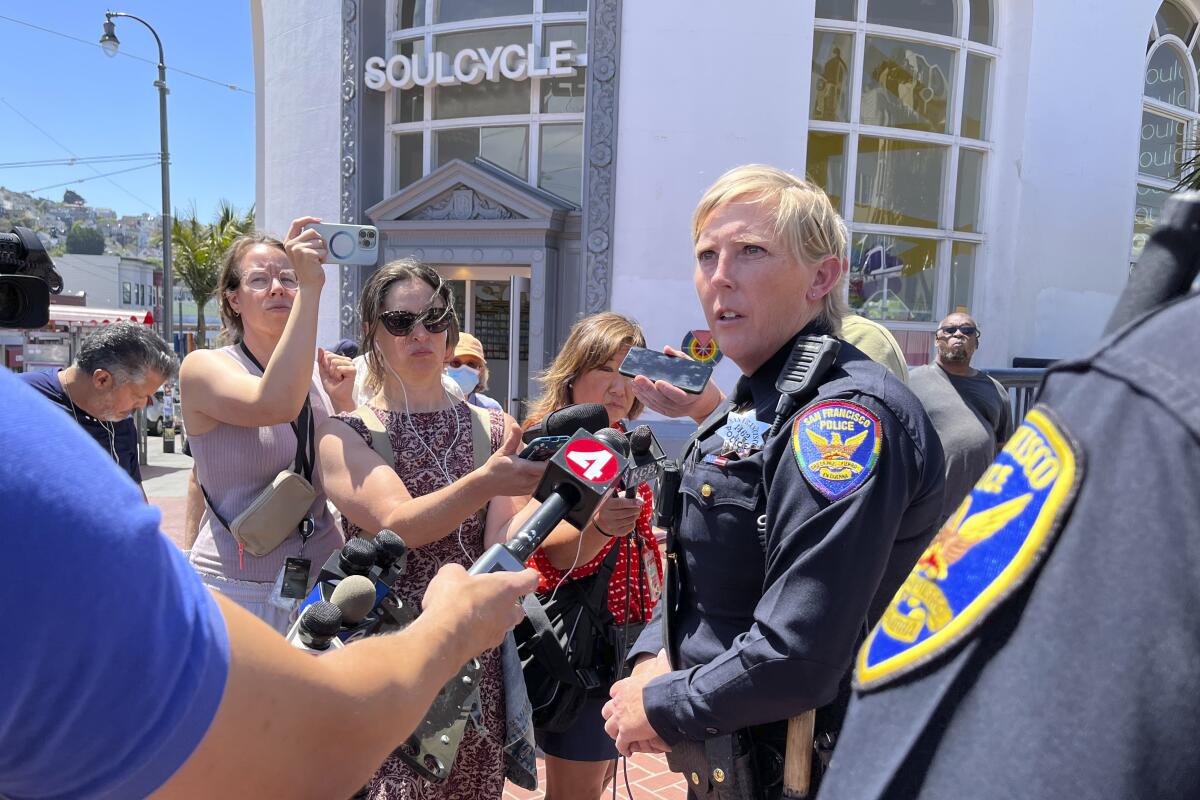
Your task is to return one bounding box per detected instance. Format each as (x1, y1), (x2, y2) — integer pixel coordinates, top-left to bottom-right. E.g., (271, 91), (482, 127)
(304, 223), (380, 266)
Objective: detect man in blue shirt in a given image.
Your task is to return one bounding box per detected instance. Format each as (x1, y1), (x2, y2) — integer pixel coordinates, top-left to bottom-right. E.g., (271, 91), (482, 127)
(0, 365), (537, 799)
(17, 321), (176, 488)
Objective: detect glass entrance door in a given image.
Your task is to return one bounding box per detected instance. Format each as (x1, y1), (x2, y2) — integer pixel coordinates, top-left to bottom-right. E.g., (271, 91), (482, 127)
(440, 266), (531, 418)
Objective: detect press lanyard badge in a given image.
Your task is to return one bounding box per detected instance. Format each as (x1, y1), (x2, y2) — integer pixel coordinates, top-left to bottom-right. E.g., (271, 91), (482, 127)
(279, 514), (316, 600)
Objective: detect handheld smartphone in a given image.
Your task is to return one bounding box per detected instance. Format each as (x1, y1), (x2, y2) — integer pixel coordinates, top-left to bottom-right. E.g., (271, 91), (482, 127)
(618, 346), (714, 395)
(303, 223), (380, 265)
(518, 435), (570, 461)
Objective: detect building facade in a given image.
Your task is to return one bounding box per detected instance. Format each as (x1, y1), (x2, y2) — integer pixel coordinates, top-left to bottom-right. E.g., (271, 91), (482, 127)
(254, 0), (1186, 416)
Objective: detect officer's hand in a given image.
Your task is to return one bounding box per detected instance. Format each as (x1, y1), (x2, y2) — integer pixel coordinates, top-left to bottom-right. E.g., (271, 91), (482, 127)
(630, 346), (724, 425)
(420, 564), (538, 664)
(602, 649), (672, 756)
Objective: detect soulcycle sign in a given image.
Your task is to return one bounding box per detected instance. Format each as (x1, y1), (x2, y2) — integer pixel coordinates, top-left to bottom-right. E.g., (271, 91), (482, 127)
(363, 40), (579, 91)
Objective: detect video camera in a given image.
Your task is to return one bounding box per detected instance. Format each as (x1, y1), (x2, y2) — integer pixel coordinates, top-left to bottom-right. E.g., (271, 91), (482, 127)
(0, 226), (62, 329)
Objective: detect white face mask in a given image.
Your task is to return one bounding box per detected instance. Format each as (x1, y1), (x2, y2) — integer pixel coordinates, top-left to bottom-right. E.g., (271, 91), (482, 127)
(446, 364), (480, 395)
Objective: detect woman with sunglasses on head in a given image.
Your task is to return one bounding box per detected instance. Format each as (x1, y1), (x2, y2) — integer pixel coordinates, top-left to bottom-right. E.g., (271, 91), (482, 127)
(518, 311), (664, 800)
(317, 259), (546, 800)
(180, 218), (359, 633)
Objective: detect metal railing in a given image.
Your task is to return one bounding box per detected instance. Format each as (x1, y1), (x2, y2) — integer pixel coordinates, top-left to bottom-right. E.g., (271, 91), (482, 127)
(983, 368), (1046, 424)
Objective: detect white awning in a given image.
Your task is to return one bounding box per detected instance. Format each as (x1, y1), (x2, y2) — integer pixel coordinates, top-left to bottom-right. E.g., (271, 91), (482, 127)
(46, 304), (152, 327)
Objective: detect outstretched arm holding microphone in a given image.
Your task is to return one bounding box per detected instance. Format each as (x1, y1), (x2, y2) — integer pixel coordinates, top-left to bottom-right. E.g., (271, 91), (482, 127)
(0, 366), (537, 800)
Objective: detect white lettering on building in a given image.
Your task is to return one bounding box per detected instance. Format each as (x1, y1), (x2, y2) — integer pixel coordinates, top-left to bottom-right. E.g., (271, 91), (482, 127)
(363, 40), (578, 91)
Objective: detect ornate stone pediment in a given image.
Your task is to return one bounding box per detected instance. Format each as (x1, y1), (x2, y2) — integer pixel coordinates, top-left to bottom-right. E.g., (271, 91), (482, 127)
(407, 185), (519, 221)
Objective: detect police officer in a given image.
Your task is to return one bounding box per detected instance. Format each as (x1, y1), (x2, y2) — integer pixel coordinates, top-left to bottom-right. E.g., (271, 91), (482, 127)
(601, 165), (946, 798)
(815, 196), (1200, 800)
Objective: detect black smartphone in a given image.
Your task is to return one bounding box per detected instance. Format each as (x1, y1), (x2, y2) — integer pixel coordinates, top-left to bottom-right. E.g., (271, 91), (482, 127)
(618, 346), (714, 395)
(519, 435), (570, 461)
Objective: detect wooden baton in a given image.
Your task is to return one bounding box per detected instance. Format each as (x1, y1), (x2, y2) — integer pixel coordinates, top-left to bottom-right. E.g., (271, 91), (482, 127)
(781, 710), (816, 799)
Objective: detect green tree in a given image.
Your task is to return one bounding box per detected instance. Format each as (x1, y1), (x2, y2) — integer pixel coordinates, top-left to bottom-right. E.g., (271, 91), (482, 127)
(65, 222), (105, 255)
(63, 189), (86, 205)
(172, 200), (255, 349)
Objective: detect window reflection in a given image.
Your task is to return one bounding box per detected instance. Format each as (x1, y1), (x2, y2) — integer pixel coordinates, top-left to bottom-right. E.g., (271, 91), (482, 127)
(866, 0), (955, 37)
(855, 137), (946, 229)
(1156, 0), (1196, 42)
(811, 31), (853, 122)
(434, 0), (532, 24)
(861, 36), (953, 133)
(950, 242), (975, 312)
(815, 0), (856, 22)
(435, 125), (529, 179)
(396, 0), (425, 29)
(807, 132), (847, 213)
(1133, 184), (1170, 258)
(433, 27), (532, 120)
(539, 123), (583, 204)
(1145, 45), (1192, 108)
(393, 39), (426, 124)
(968, 0), (993, 45)
(961, 53), (990, 139)
(544, 0), (586, 10)
(1139, 110), (1187, 180)
(848, 233), (937, 322)
(954, 149), (984, 233)
(394, 132), (424, 191)
(541, 23), (587, 113)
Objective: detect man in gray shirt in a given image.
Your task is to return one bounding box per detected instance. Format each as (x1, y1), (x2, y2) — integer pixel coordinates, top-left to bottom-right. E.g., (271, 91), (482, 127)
(910, 312), (1011, 521)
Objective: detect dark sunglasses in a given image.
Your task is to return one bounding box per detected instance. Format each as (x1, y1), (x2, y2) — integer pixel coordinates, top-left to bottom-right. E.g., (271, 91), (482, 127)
(939, 324), (979, 337)
(379, 305), (455, 337)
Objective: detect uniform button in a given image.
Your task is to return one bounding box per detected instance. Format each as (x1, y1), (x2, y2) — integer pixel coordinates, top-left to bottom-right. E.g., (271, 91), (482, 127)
(713, 768), (726, 783)
(700, 483), (713, 498)
(690, 771), (700, 785)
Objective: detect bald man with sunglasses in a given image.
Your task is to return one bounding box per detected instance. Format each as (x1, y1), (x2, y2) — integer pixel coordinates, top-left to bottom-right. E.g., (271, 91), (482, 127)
(909, 312), (1012, 522)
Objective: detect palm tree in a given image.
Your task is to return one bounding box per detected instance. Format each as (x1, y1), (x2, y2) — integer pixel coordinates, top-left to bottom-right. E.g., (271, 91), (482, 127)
(172, 201), (255, 348)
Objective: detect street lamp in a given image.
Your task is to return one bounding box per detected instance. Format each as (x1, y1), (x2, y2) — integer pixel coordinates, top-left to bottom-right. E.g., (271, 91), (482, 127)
(99, 11), (173, 349)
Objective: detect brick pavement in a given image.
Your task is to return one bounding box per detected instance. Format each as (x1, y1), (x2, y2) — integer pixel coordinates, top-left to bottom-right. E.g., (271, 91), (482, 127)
(502, 753), (687, 800)
(145, 442), (689, 800)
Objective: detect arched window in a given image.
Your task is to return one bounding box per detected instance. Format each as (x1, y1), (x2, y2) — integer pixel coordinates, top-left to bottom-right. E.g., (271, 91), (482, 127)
(806, 0), (996, 363)
(1133, 1), (1200, 259)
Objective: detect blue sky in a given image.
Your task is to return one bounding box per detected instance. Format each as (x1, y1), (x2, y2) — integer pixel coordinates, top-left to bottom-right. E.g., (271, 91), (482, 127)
(0, 2), (255, 222)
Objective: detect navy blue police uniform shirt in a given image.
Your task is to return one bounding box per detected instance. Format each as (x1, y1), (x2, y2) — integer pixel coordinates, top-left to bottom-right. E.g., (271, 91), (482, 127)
(818, 291), (1200, 800)
(17, 369), (142, 484)
(628, 328), (945, 743)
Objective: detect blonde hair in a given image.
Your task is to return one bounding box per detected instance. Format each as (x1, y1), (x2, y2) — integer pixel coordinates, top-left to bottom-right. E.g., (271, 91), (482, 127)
(692, 164), (849, 335)
(524, 312), (647, 430)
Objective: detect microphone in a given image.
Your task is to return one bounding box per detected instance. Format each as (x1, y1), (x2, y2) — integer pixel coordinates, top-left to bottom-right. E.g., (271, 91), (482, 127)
(621, 425), (666, 498)
(469, 427), (629, 575)
(522, 402), (609, 443)
(286, 600), (346, 654)
(329, 574), (378, 626)
(373, 528), (408, 595)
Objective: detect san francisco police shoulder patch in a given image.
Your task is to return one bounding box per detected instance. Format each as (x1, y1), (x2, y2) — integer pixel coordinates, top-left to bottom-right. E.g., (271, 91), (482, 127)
(792, 399), (882, 501)
(855, 405), (1084, 692)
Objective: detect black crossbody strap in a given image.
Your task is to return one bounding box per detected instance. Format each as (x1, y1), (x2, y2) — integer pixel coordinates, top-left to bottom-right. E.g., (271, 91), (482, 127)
(239, 341), (314, 482)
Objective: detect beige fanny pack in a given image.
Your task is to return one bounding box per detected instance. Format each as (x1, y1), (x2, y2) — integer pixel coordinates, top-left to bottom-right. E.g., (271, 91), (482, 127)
(200, 343), (319, 560)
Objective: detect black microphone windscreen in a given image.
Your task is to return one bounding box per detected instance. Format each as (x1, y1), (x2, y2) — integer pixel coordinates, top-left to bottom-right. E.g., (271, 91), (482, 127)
(300, 601), (343, 637)
(340, 537), (378, 573)
(373, 529), (407, 566)
(629, 425), (653, 456)
(594, 427), (630, 457)
(329, 574), (378, 625)
(544, 403), (609, 437)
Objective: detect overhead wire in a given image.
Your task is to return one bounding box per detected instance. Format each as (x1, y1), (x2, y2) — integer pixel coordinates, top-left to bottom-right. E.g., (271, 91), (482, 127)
(0, 14), (254, 95)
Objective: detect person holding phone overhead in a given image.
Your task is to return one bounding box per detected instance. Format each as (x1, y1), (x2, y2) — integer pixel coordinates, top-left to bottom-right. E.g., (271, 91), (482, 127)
(181, 219), (358, 633)
(520, 311), (664, 800)
(603, 166), (945, 798)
